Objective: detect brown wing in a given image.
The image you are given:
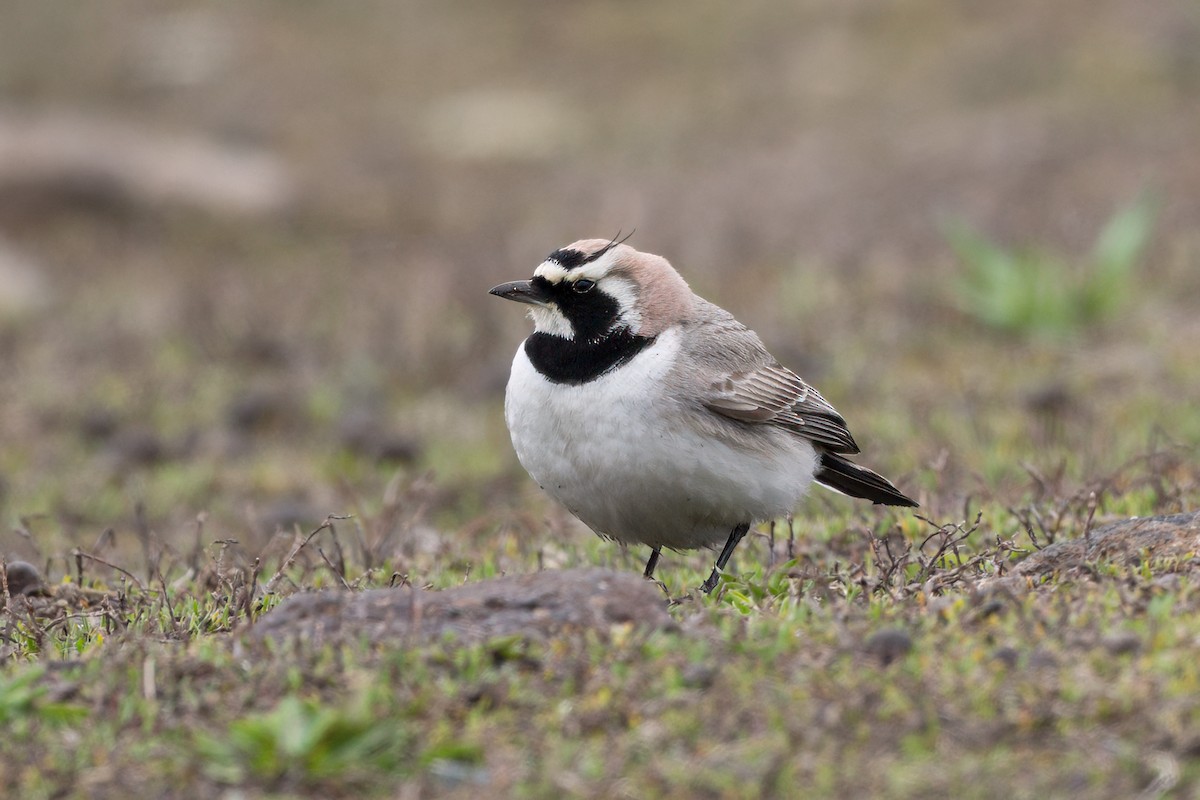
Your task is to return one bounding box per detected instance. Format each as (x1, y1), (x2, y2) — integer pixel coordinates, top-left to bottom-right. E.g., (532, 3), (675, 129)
(704, 363), (861, 454)
(684, 301), (861, 454)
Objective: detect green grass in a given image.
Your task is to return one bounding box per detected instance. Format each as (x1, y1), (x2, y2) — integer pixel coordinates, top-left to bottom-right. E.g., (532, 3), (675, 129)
(2, 458), (1198, 798)
(947, 191), (1158, 337)
(2, 3), (1199, 797)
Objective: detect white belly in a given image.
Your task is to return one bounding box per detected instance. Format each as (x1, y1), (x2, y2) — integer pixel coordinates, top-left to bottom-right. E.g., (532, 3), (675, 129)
(504, 329), (818, 551)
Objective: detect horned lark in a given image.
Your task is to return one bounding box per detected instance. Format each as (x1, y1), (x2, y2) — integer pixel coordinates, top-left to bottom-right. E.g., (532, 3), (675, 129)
(491, 236), (917, 592)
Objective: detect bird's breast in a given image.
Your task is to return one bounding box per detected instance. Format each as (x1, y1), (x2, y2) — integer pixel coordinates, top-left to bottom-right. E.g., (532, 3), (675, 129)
(503, 327), (817, 550)
(506, 327), (683, 459)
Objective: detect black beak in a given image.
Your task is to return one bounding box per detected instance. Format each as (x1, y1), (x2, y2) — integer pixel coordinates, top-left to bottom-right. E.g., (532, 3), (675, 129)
(488, 280), (551, 306)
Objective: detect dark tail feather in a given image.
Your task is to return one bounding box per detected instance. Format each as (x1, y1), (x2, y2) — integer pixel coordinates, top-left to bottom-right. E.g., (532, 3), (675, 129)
(815, 452), (918, 507)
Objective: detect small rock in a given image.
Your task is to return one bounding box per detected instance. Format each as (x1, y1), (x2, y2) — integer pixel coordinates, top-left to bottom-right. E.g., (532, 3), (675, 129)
(79, 406), (121, 442)
(1101, 631), (1141, 656)
(3, 560), (44, 599)
(863, 628), (913, 666)
(428, 758), (491, 789)
(225, 390), (295, 433)
(1028, 648), (1059, 670)
(991, 646), (1020, 668)
(1015, 511), (1200, 577)
(1024, 384), (1075, 443)
(681, 663), (718, 689)
(1153, 573), (1185, 591)
(0, 108), (296, 219)
(973, 598), (1006, 619)
(104, 427), (168, 468)
(373, 435), (422, 464)
(249, 568), (677, 648)
(1024, 383), (1073, 416)
(337, 409), (421, 464)
(232, 333), (290, 367)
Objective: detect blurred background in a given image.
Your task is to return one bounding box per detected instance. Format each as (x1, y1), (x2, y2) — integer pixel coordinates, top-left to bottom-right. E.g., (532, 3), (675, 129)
(1, 0), (1197, 576)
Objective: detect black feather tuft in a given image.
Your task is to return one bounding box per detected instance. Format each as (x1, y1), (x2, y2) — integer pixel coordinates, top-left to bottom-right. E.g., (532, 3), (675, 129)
(546, 230), (636, 271)
(815, 452), (918, 507)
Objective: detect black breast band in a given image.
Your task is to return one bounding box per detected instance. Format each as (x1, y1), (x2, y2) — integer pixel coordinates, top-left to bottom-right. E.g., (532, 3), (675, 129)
(524, 330), (657, 385)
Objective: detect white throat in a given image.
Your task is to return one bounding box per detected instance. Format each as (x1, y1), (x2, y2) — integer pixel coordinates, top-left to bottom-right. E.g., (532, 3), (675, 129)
(528, 305), (574, 339)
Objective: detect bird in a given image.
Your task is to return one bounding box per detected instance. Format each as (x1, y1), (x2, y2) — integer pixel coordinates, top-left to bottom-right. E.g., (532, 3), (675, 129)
(490, 234), (917, 593)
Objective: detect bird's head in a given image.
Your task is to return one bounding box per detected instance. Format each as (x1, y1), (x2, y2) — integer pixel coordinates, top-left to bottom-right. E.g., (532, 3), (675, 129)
(489, 235), (693, 341)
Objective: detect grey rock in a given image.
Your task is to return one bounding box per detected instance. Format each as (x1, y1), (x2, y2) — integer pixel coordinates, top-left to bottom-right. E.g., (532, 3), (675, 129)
(863, 627), (913, 666)
(249, 568), (675, 648)
(104, 427), (169, 469)
(1015, 511), (1200, 577)
(991, 646), (1020, 668)
(225, 389), (297, 434)
(337, 409), (422, 463)
(78, 406), (121, 442)
(1101, 631), (1141, 656)
(0, 108), (295, 218)
(2, 560), (44, 600)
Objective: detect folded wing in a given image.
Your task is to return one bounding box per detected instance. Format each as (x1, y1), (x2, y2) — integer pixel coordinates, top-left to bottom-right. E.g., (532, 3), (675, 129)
(703, 362), (861, 454)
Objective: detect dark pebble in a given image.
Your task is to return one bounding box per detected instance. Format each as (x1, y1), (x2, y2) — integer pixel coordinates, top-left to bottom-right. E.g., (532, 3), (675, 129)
(226, 390), (294, 433)
(3, 560), (43, 597)
(975, 598), (1006, 619)
(1024, 383), (1073, 416)
(105, 427), (167, 467)
(338, 409), (421, 463)
(991, 646), (1020, 668)
(864, 628), (913, 666)
(234, 334), (291, 367)
(258, 500), (322, 534)
(681, 663), (718, 689)
(79, 406), (120, 442)
(1028, 648), (1059, 670)
(1101, 632), (1141, 656)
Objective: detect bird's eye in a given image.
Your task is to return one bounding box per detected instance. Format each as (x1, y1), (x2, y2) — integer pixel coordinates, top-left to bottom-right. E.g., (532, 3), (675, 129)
(572, 279), (596, 294)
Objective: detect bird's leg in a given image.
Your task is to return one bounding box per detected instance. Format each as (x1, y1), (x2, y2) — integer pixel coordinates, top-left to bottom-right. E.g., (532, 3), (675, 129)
(643, 547), (661, 579)
(700, 522), (750, 593)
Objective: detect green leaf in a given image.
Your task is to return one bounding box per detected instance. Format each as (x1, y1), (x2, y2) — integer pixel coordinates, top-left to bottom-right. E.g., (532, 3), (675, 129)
(1091, 190), (1158, 280)
(945, 192), (1156, 337)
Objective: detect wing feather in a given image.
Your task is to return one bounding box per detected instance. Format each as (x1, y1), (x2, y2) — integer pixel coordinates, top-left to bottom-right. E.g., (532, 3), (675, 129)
(683, 302), (861, 454)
